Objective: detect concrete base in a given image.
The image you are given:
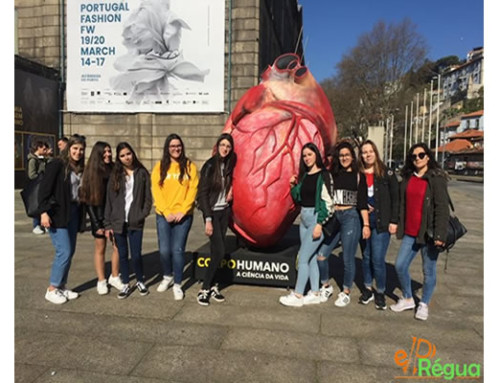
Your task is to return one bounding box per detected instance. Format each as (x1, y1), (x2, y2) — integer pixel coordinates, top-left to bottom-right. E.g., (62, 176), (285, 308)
(193, 226), (300, 288)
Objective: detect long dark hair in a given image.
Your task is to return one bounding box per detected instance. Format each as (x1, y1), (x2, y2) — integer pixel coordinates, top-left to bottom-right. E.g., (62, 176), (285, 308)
(298, 142), (325, 180)
(159, 134), (191, 186)
(60, 134), (86, 178)
(79, 141), (113, 205)
(358, 139), (386, 178)
(401, 142), (446, 178)
(111, 142), (147, 192)
(332, 140), (358, 176)
(210, 133), (236, 196)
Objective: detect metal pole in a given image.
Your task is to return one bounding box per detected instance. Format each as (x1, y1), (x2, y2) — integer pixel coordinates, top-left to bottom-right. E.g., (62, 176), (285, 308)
(415, 93), (420, 143)
(389, 114), (394, 165)
(409, 101), (414, 147)
(384, 117), (389, 163)
(404, 105), (408, 159)
(435, 74), (441, 161)
(422, 88), (426, 142)
(428, 79), (433, 147)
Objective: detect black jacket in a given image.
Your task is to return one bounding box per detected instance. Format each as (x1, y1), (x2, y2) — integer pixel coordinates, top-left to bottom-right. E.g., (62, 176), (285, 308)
(370, 169), (400, 232)
(38, 158), (86, 230)
(86, 175), (110, 234)
(196, 156), (233, 220)
(396, 169), (449, 244)
(104, 167), (152, 234)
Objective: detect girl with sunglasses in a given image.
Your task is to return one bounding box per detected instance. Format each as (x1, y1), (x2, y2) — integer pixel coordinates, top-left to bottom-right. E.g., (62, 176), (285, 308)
(104, 142), (152, 299)
(391, 142), (449, 320)
(151, 134), (199, 301)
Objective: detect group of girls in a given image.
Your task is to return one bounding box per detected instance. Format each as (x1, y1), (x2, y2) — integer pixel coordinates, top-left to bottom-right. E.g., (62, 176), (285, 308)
(280, 139), (450, 321)
(39, 133), (236, 306)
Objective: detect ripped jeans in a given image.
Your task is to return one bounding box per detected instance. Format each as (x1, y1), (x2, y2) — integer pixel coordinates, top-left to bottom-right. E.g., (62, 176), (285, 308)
(317, 207), (361, 291)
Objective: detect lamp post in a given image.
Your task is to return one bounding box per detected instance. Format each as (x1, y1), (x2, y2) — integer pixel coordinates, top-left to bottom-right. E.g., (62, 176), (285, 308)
(404, 104), (408, 159)
(434, 74), (441, 161)
(428, 78), (433, 147)
(422, 88), (426, 142)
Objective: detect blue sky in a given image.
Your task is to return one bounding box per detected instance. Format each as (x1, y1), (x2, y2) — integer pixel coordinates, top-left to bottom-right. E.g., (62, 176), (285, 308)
(299, 0), (485, 82)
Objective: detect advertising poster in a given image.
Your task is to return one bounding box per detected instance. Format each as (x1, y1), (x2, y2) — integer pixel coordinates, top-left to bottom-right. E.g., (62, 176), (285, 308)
(66, 0), (225, 113)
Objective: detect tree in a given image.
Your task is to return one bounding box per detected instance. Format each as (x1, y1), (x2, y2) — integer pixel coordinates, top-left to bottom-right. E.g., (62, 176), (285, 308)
(322, 18), (428, 144)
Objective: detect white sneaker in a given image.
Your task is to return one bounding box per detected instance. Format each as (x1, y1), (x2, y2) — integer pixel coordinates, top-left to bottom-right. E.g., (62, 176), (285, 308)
(279, 292), (304, 307)
(390, 298), (416, 313)
(415, 302), (429, 320)
(334, 292), (351, 307)
(33, 225), (45, 235)
(108, 275), (124, 291)
(45, 288), (67, 304)
(96, 280), (109, 295)
(319, 285), (334, 303)
(60, 289), (79, 300)
(303, 291), (321, 305)
(157, 275), (174, 292)
(173, 284), (184, 300)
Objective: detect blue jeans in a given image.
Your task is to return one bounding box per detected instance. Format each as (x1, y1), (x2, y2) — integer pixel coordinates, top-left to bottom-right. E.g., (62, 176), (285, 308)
(317, 208), (361, 291)
(156, 214), (193, 285)
(48, 203), (80, 288)
(360, 215), (390, 293)
(394, 235), (439, 304)
(295, 207), (323, 295)
(114, 225), (145, 284)
(33, 216), (41, 228)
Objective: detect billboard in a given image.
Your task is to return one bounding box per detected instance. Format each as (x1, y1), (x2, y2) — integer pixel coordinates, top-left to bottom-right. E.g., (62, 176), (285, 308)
(66, 0), (225, 113)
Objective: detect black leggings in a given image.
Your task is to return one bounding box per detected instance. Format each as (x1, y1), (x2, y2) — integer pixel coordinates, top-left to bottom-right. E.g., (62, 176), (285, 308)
(202, 207), (230, 290)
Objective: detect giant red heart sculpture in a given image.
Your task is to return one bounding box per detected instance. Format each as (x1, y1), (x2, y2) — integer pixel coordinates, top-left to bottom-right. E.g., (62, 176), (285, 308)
(222, 53), (337, 248)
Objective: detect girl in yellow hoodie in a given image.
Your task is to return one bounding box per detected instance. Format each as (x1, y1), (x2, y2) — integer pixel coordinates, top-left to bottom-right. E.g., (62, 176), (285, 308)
(151, 134), (199, 300)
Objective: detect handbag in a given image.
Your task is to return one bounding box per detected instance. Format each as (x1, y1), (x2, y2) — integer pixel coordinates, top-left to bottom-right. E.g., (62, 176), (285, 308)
(439, 193), (467, 253)
(20, 173), (44, 218)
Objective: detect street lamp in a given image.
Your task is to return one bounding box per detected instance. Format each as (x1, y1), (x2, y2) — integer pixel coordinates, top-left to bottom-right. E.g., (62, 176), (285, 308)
(434, 74), (441, 161)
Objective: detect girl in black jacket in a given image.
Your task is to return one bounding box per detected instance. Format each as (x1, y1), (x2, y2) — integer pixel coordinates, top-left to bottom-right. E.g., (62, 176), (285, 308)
(196, 133), (236, 305)
(104, 142), (152, 299)
(358, 140), (399, 310)
(39, 134), (86, 305)
(79, 141), (123, 295)
(390, 143), (449, 321)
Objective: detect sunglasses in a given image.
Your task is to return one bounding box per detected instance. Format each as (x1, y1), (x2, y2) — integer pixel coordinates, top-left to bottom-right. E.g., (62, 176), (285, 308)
(411, 152), (426, 161)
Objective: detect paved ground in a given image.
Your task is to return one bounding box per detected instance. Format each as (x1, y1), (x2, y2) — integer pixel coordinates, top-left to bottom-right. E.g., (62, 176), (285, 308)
(14, 181), (484, 383)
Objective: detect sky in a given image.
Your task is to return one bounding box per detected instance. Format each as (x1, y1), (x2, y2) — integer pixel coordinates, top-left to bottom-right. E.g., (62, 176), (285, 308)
(299, 0), (485, 82)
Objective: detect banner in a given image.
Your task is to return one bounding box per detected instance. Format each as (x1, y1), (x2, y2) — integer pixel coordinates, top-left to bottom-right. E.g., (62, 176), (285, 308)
(194, 247), (298, 288)
(67, 0), (225, 113)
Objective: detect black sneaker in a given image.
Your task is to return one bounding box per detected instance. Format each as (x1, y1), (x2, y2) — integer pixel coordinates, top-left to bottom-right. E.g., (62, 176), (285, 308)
(197, 289), (210, 306)
(374, 292), (387, 310)
(210, 286), (225, 302)
(358, 289), (374, 305)
(136, 281), (149, 296)
(117, 285), (130, 299)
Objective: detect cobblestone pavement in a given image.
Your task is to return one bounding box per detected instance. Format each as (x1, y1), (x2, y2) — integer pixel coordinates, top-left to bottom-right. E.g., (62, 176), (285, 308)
(14, 181), (484, 382)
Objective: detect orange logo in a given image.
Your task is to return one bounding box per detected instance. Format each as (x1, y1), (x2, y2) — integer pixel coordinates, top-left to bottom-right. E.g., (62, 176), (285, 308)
(394, 337), (481, 380)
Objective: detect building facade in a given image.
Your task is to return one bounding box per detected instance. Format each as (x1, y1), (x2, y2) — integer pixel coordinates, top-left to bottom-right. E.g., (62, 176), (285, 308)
(441, 47), (484, 102)
(14, 0), (304, 182)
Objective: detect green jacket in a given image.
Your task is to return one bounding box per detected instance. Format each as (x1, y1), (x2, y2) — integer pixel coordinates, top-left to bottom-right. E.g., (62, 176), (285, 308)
(291, 170), (334, 225)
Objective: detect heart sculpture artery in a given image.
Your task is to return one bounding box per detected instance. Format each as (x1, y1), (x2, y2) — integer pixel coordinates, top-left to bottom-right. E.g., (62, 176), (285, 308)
(222, 53), (337, 248)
